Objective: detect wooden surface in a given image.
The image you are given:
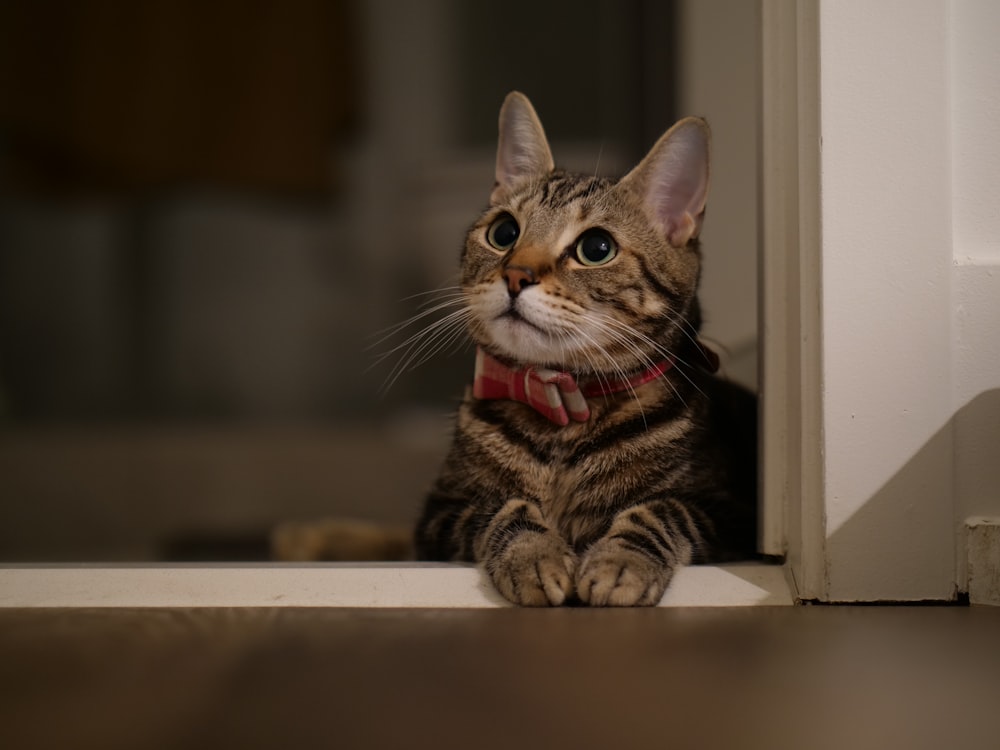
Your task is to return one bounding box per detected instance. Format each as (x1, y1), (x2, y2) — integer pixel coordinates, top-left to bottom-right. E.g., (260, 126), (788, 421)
(1, 606), (998, 750)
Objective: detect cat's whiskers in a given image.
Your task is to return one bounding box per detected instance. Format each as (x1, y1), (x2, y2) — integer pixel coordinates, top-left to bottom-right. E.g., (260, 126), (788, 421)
(577, 311), (665, 372)
(378, 309), (473, 394)
(582, 312), (697, 405)
(547, 313), (653, 423)
(370, 303), (468, 368)
(663, 311), (705, 355)
(368, 292), (468, 350)
(626, 325), (707, 402)
(571, 325), (651, 426)
(592, 143), (605, 179)
(655, 313), (718, 393)
(370, 286), (474, 393)
(400, 283), (464, 304)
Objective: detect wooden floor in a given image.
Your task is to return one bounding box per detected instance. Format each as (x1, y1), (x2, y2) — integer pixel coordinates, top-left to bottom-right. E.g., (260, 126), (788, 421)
(2, 605), (998, 750)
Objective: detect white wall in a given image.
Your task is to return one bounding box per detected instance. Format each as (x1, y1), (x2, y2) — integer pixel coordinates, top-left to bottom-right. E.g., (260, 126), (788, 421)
(817, 0), (956, 601)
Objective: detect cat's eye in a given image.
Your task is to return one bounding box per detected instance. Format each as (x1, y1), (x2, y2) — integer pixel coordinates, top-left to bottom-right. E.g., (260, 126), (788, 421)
(487, 214), (520, 251)
(574, 230), (618, 266)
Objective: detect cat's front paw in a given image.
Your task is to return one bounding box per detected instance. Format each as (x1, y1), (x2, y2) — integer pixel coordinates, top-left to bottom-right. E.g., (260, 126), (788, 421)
(486, 532), (577, 607)
(576, 539), (675, 607)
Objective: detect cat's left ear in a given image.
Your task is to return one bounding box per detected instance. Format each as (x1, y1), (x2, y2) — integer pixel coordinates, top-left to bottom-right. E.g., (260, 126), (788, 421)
(493, 92), (555, 200)
(621, 117), (710, 248)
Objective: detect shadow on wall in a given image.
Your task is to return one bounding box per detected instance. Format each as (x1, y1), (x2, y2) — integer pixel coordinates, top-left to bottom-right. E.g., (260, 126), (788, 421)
(822, 388), (1000, 602)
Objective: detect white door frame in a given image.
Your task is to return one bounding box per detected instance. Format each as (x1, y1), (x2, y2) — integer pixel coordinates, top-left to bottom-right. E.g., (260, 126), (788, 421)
(759, 0), (825, 597)
(762, 0), (964, 602)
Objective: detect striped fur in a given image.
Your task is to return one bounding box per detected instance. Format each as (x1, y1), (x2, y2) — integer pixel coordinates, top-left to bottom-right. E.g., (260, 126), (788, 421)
(415, 92), (756, 606)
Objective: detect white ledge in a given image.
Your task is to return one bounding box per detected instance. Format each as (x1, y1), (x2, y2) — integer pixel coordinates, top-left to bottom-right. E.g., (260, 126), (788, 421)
(0, 562), (794, 608)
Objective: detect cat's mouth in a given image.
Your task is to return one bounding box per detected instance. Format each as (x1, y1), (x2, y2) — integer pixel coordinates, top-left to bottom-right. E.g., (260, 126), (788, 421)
(479, 291), (577, 364)
(497, 306), (546, 334)
(500, 307), (527, 323)
(487, 305), (555, 362)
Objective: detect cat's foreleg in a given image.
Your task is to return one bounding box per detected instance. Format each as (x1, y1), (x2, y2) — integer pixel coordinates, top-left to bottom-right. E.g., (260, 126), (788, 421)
(576, 500), (697, 606)
(416, 493), (576, 606)
(475, 499), (577, 607)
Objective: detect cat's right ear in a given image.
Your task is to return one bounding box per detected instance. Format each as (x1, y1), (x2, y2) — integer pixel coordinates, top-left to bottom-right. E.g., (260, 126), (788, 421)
(621, 117), (710, 248)
(494, 92), (555, 200)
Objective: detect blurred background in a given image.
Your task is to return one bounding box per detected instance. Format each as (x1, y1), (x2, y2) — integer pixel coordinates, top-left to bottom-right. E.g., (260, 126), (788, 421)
(0, 0), (758, 562)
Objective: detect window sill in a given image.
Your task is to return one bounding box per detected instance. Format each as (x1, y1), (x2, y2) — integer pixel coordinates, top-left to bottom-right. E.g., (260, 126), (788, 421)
(0, 562), (794, 608)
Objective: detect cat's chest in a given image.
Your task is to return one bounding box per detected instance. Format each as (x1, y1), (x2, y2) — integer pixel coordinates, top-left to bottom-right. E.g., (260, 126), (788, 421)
(504, 400), (676, 536)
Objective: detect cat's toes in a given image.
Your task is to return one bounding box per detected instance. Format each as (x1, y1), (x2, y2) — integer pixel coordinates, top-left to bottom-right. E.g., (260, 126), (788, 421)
(488, 534), (576, 607)
(576, 544), (674, 607)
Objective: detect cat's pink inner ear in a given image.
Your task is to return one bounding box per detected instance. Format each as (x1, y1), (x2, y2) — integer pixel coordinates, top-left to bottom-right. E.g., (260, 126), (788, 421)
(495, 92), (555, 194)
(630, 118), (710, 247)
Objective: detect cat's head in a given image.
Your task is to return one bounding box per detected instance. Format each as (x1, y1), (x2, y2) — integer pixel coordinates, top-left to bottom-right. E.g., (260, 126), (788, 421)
(462, 91), (710, 376)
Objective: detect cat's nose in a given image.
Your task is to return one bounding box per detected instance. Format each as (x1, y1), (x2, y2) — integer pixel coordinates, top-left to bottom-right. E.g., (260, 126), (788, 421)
(503, 266), (538, 296)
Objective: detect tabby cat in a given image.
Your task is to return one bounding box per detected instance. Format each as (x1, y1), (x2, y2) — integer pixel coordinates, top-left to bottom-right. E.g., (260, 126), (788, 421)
(413, 92), (757, 606)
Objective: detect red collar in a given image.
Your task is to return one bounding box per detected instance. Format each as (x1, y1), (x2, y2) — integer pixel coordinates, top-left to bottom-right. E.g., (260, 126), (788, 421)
(472, 348), (675, 426)
(579, 358), (675, 398)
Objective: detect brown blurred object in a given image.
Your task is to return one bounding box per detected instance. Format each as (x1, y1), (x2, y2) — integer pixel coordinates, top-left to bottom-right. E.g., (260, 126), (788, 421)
(271, 518), (414, 561)
(0, 0), (358, 195)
